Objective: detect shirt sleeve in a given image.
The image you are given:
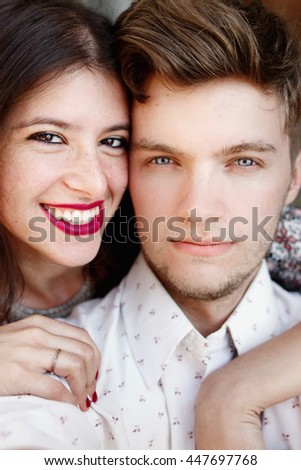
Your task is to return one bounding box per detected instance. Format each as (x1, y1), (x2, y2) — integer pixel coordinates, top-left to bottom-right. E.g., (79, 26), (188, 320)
(0, 395), (101, 449)
(267, 205), (301, 292)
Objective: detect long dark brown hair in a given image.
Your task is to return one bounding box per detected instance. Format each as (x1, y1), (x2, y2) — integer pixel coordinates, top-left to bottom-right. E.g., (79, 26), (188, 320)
(0, 0), (138, 321)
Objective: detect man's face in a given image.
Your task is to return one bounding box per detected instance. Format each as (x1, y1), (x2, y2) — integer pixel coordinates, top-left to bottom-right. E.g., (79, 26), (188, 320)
(130, 77), (301, 301)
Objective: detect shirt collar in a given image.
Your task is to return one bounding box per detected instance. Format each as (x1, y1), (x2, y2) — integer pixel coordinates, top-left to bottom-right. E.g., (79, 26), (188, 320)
(225, 260), (281, 355)
(121, 253), (193, 389)
(120, 255), (278, 388)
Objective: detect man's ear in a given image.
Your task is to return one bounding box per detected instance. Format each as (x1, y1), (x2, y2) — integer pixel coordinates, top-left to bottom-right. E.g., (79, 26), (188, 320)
(285, 152), (301, 204)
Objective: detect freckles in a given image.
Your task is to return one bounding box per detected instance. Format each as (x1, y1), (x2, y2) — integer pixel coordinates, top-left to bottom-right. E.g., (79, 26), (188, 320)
(113, 164), (128, 184)
(112, 170), (128, 188)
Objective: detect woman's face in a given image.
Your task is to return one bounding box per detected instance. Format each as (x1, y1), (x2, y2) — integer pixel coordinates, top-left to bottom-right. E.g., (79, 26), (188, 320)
(0, 68), (129, 269)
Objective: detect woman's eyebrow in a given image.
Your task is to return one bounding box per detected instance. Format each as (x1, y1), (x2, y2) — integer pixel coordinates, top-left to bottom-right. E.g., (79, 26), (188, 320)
(15, 117), (76, 130)
(15, 117), (130, 133)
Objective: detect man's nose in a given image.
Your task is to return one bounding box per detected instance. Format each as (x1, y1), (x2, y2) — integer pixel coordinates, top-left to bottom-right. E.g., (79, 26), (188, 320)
(177, 165), (225, 223)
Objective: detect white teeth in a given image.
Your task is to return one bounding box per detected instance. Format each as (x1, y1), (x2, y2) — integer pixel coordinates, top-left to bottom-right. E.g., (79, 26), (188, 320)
(82, 211), (94, 224)
(72, 210), (82, 225)
(63, 210), (72, 222)
(82, 211), (91, 224)
(54, 208), (63, 220)
(44, 205), (100, 225)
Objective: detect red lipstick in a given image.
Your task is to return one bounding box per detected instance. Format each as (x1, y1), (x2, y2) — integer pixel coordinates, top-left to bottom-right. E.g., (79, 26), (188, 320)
(45, 201), (102, 210)
(40, 200), (105, 237)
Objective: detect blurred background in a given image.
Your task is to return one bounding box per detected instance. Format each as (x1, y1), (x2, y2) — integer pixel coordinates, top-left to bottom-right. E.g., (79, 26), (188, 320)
(81, 0), (131, 19)
(82, 0), (301, 207)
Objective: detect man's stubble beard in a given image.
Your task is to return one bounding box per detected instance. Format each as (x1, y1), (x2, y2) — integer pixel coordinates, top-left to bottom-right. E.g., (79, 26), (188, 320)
(142, 237), (274, 302)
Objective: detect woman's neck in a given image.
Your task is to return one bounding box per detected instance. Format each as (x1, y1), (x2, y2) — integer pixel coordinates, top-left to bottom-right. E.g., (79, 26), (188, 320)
(19, 261), (85, 310)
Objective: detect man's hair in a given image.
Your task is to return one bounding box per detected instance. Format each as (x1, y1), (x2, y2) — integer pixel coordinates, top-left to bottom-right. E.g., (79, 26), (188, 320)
(115, 0), (301, 157)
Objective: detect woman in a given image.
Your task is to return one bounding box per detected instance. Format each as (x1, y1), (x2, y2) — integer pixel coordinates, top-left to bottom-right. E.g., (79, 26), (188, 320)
(0, 0), (133, 412)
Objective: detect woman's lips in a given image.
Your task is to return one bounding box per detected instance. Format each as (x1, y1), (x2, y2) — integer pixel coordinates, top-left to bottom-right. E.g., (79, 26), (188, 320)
(44, 201), (103, 210)
(40, 201), (105, 236)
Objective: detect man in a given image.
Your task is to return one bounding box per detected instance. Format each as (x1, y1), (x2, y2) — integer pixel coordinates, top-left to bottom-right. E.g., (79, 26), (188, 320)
(1, 0), (301, 450)
(98, 0), (300, 449)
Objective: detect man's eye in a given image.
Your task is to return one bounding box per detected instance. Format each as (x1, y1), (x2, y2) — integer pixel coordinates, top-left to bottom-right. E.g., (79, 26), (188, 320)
(153, 157), (172, 165)
(101, 137), (127, 149)
(28, 132), (63, 144)
(235, 158), (256, 167)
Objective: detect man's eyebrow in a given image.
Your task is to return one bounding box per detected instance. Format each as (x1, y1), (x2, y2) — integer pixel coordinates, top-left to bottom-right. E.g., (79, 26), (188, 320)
(131, 139), (277, 158)
(131, 139), (184, 156)
(216, 141), (277, 157)
(15, 117), (130, 133)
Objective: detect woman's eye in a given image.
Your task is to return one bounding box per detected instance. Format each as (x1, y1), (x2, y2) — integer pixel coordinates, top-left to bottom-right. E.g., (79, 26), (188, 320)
(235, 158), (256, 167)
(28, 132), (63, 144)
(152, 157), (172, 165)
(101, 137), (127, 149)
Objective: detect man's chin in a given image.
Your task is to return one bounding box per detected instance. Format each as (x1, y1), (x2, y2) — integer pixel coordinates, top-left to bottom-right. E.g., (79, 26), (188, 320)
(149, 261), (260, 302)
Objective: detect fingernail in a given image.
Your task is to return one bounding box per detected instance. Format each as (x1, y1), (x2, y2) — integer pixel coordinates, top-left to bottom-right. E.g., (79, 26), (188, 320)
(86, 397), (91, 408)
(92, 391), (98, 403)
(95, 370), (99, 380)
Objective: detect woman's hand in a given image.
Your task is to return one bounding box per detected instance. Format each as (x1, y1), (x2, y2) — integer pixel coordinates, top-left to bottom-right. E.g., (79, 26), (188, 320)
(0, 314), (100, 411)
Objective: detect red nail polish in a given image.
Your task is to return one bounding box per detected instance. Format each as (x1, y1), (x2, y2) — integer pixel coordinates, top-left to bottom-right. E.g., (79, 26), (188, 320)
(86, 397), (91, 408)
(95, 370), (99, 380)
(92, 391), (98, 403)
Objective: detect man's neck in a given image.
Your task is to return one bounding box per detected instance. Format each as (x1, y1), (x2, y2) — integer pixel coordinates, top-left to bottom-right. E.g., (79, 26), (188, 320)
(169, 271), (259, 337)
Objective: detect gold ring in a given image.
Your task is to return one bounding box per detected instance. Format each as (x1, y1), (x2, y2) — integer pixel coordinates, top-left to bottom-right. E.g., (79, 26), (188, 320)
(50, 348), (62, 375)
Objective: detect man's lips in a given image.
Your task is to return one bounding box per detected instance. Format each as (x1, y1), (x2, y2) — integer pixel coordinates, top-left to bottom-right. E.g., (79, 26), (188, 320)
(171, 239), (234, 256)
(40, 200), (105, 236)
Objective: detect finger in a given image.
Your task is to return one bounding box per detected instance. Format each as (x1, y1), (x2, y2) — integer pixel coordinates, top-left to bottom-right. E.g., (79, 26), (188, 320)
(47, 329), (100, 403)
(5, 322), (99, 391)
(19, 345), (94, 410)
(43, 335), (98, 401)
(22, 371), (78, 407)
(46, 348), (92, 411)
(2, 342), (91, 410)
(12, 315), (101, 375)
(74, 326), (101, 391)
(0, 318), (100, 409)
(1, 359), (76, 407)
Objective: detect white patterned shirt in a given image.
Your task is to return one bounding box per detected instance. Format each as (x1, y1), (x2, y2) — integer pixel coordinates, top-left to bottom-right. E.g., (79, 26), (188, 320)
(0, 253), (301, 450)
